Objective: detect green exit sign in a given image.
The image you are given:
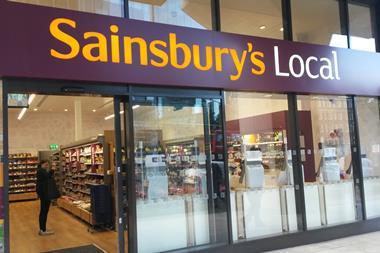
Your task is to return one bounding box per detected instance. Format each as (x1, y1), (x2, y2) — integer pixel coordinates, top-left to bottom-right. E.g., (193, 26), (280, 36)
(49, 144), (59, 150)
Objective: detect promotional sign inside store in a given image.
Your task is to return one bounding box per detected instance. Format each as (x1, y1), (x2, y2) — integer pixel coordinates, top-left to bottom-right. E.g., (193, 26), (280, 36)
(0, 1), (379, 95)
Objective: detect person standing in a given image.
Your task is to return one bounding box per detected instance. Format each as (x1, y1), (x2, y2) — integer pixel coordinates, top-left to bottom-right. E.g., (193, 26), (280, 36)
(36, 160), (55, 236)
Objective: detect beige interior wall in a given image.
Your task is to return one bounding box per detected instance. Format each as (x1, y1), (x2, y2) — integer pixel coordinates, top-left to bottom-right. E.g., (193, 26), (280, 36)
(129, 0), (210, 29)
(357, 98), (380, 174)
(133, 106), (204, 143)
(9, 0), (123, 16)
(225, 92), (288, 121)
(299, 96), (352, 172)
(8, 110), (114, 155)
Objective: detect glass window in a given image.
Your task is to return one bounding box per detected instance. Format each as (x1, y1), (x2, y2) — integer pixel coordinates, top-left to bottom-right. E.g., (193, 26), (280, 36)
(297, 95), (357, 229)
(129, 0), (212, 30)
(220, 0), (283, 39)
(356, 97), (380, 219)
(8, 0), (124, 17)
(291, 0), (347, 47)
(132, 96), (228, 253)
(348, 2), (376, 52)
(225, 92), (297, 241)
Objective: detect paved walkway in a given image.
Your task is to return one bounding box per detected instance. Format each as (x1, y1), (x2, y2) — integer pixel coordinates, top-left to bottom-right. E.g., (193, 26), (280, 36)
(268, 231), (380, 253)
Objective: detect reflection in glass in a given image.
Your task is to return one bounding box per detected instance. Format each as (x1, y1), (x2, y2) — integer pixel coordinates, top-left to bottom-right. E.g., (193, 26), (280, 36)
(225, 92), (297, 240)
(129, 0), (212, 30)
(349, 3), (376, 52)
(291, 0), (346, 47)
(297, 95), (357, 229)
(356, 97), (380, 218)
(220, 0), (283, 39)
(9, 0), (124, 17)
(132, 96), (228, 253)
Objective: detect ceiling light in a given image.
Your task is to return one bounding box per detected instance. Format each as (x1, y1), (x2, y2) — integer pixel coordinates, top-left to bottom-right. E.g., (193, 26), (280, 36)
(264, 94), (273, 98)
(368, 98), (374, 104)
(132, 105), (140, 110)
(104, 114), (115, 120)
(64, 109), (68, 112)
(104, 110), (124, 120)
(259, 25), (266, 30)
(28, 94), (36, 105)
(33, 108), (38, 111)
(280, 27), (284, 32)
(92, 109), (97, 112)
(18, 108), (27, 120)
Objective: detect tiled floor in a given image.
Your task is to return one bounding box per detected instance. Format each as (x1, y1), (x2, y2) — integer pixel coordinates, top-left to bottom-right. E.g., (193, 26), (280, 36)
(267, 231), (380, 253)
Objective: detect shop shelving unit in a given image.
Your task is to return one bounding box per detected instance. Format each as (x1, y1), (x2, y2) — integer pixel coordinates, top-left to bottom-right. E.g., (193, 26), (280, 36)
(50, 151), (62, 193)
(8, 153), (38, 201)
(57, 135), (112, 225)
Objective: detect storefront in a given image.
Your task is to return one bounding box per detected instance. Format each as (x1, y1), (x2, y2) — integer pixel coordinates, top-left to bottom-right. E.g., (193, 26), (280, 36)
(0, 1), (380, 253)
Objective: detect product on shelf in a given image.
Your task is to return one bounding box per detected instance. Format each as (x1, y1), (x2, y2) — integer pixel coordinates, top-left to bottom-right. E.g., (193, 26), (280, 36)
(59, 138), (109, 224)
(135, 139), (207, 200)
(8, 153), (38, 200)
(227, 131), (288, 189)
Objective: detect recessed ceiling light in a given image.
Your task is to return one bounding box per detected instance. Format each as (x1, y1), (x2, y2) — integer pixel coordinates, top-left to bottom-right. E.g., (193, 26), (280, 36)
(92, 109), (97, 112)
(259, 25), (266, 30)
(28, 94), (36, 105)
(264, 94), (273, 98)
(280, 27), (284, 32)
(132, 105), (140, 110)
(17, 108), (27, 120)
(64, 109), (68, 112)
(104, 110), (124, 120)
(33, 108), (38, 111)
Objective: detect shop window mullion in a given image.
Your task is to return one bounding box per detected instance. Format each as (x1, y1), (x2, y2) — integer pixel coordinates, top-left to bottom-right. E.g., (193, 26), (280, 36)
(202, 99), (217, 243)
(281, 0), (293, 41)
(113, 97), (127, 253)
(127, 95), (138, 253)
(211, 0), (221, 31)
(123, 0), (130, 19)
(372, 2), (380, 52)
(2, 82), (10, 253)
(347, 96), (366, 220)
(287, 93), (307, 231)
(339, 0), (351, 48)
(220, 92), (233, 244)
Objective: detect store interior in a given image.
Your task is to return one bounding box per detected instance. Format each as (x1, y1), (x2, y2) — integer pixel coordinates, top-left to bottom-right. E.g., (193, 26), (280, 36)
(8, 94), (118, 253)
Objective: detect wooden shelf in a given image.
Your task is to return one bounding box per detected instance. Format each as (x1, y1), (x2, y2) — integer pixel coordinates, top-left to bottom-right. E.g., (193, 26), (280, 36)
(9, 192), (37, 201)
(57, 198), (94, 225)
(9, 153), (38, 200)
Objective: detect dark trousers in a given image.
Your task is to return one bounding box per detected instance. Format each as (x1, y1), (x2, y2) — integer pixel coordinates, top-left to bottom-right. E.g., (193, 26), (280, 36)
(39, 198), (51, 232)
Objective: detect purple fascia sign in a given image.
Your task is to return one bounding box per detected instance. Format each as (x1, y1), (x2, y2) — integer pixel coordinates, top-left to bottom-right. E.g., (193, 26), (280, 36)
(0, 1), (379, 96)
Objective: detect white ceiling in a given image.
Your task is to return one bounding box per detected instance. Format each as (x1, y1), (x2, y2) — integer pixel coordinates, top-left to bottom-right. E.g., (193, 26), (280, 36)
(134, 0), (373, 44)
(9, 95), (114, 115)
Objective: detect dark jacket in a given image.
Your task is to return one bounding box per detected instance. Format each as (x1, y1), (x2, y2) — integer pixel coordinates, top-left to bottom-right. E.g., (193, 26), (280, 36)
(36, 167), (54, 200)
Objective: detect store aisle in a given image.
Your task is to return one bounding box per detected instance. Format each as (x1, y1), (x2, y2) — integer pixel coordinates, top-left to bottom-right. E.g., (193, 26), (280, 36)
(10, 200), (117, 253)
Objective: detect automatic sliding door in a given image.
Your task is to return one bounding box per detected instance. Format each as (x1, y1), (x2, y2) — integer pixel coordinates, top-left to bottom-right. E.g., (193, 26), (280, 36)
(131, 96), (228, 253)
(297, 95), (358, 228)
(114, 97), (131, 253)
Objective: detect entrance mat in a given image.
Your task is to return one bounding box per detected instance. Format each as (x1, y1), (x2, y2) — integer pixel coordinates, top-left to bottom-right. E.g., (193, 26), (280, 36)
(41, 244), (106, 253)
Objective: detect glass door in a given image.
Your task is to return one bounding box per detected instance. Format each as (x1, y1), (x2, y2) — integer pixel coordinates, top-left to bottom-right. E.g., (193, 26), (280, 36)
(114, 96), (131, 253)
(129, 95), (229, 253)
(297, 95), (359, 229)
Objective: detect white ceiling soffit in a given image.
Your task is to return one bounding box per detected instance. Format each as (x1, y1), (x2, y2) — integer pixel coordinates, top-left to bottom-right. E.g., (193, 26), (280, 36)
(182, 0), (283, 38)
(27, 95), (113, 113)
(182, 0), (212, 30)
(131, 0), (166, 6)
